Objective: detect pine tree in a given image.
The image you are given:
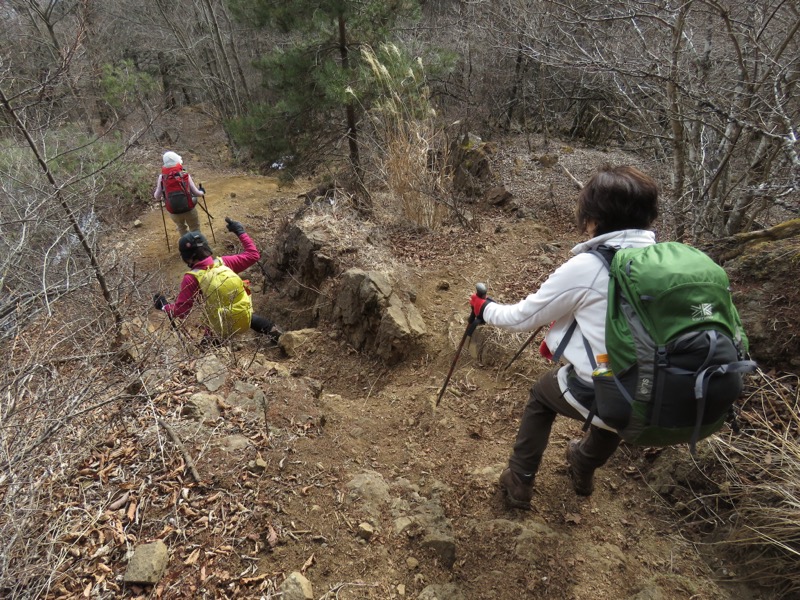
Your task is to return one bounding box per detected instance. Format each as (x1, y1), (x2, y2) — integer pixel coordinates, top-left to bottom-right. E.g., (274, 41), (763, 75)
(229, 0), (421, 182)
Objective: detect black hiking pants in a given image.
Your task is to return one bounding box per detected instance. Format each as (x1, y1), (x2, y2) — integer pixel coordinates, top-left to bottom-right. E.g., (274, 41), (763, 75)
(250, 314), (281, 340)
(508, 368), (621, 478)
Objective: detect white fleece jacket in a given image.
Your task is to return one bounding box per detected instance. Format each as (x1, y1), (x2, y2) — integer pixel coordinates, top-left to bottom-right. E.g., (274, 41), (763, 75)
(482, 229), (656, 428)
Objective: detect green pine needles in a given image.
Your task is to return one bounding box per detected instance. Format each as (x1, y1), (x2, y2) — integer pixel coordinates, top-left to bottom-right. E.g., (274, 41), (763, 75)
(228, 0), (423, 178)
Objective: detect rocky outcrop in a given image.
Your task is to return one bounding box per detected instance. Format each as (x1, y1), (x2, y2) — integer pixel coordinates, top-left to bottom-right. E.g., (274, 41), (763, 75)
(272, 218), (427, 364)
(274, 221), (338, 305)
(714, 220), (800, 370)
(333, 269), (426, 364)
(450, 132), (496, 196)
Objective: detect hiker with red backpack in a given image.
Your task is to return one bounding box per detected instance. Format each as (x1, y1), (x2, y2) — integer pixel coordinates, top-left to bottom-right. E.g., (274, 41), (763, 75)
(154, 151), (205, 238)
(469, 165), (753, 509)
(153, 218), (284, 343)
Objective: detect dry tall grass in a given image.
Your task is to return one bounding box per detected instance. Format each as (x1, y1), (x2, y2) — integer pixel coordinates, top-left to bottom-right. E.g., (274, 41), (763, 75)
(361, 45), (451, 229)
(698, 370), (800, 596)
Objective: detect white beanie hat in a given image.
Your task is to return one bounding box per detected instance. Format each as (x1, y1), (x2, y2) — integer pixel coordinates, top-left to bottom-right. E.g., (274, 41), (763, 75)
(162, 151), (182, 168)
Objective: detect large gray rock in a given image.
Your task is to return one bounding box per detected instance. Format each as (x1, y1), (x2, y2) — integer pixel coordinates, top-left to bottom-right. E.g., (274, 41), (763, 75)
(280, 571), (314, 600)
(181, 393), (221, 423)
(414, 500), (456, 568)
(450, 132), (496, 197)
(346, 470), (391, 516)
(123, 540), (169, 585)
(195, 354), (227, 391)
(279, 328), (319, 357)
(275, 222), (338, 304)
(271, 218), (426, 362)
(484, 184), (513, 206)
(333, 269), (426, 364)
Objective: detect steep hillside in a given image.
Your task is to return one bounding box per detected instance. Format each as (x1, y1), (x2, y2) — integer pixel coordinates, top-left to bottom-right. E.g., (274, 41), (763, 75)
(26, 116), (783, 599)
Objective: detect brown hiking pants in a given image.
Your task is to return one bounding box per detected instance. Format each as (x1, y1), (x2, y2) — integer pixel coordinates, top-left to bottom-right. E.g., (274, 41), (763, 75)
(169, 207), (201, 237)
(508, 368), (621, 478)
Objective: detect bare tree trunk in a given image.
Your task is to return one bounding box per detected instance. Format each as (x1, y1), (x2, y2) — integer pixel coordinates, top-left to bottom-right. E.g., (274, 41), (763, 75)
(199, 0), (243, 113)
(505, 43), (525, 129)
(218, 1), (252, 102)
(158, 51), (177, 109)
(338, 13), (366, 200)
(667, 5), (688, 241)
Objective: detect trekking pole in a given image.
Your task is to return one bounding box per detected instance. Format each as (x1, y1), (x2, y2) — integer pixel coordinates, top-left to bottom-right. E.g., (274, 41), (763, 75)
(503, 324), (545, 371)
(198, 184), (216, 244)
(155, 293), (192, 353)
(435, 283), (487, 407)
(166, 312), (190, 354)
(159, 197), (171, 251)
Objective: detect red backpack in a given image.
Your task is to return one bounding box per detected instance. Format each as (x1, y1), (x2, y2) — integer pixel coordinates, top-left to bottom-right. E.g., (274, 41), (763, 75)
(161, 165), (196, 214)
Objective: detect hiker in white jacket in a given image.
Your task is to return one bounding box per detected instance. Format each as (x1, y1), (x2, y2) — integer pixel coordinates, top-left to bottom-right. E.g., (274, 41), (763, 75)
(469, 166), (659, 508)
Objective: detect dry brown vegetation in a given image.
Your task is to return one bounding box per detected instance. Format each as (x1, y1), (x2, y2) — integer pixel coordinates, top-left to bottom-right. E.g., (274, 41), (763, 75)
(696, 371), (800, 597)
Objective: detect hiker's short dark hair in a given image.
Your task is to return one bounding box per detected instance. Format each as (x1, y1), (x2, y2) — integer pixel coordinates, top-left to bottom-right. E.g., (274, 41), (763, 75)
(576, 165), (659, 236)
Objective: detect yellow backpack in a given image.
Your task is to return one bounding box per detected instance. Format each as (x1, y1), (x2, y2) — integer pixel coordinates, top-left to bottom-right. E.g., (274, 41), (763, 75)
(188, 258), (252, 337)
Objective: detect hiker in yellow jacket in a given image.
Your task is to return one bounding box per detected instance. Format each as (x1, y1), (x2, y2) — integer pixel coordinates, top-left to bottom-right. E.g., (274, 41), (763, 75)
(154, 217), (283, 341)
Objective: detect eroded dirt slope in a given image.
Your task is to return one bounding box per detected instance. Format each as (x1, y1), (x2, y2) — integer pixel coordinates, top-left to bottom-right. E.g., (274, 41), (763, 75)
(85, 135), (780, 600)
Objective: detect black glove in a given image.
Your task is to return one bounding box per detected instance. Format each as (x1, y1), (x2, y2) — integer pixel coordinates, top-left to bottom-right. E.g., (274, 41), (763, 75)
(153, 294), (168, 311)
(199, 184), (206, 195)
(225, 217), (245, 236)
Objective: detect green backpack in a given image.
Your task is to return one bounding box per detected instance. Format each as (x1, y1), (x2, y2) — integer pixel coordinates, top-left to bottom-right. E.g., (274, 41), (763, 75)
(561, 242), (756, 451)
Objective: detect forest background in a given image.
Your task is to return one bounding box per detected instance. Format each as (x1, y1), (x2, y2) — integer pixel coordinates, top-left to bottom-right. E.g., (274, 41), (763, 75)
(1, 1), (799, 599)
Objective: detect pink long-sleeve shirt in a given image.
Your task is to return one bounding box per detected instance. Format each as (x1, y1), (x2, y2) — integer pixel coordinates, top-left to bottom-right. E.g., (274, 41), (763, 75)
(163, 233), (260, 319)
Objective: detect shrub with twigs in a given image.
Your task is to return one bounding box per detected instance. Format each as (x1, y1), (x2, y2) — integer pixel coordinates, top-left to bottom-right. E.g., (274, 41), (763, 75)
(689, 370), (800, 596)
(0, 300), (151, 598)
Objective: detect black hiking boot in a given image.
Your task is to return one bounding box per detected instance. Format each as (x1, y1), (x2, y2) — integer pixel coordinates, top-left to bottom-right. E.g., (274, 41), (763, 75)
(267, 324), (284, 344)
(566, 440), (595, 496)
(499, 468), (533, 509)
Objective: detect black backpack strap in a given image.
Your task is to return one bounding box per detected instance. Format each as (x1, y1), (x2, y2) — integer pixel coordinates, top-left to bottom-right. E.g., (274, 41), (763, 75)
(582, 400), (597, 432)
(562, 245), (620, 432)
(693, 359), (758, 404)
(552, 245), (618, 363)
(590, 244), (617, 269)
(551, 319), (578, 363)
(178, 171), (192, 199)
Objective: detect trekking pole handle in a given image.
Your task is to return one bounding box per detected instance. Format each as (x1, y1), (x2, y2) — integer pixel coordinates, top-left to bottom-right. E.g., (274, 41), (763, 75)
(467, 282), (488, 333)
(435, 282), (488, 407)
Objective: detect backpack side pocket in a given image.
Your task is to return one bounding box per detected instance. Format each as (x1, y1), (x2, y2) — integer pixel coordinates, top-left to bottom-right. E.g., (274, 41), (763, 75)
(592, 374), (632, 430)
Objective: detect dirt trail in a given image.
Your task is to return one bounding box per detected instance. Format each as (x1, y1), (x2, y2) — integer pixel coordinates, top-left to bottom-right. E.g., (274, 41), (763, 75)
(117, 134), (773, 599)
(135, 171), (300, 287)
